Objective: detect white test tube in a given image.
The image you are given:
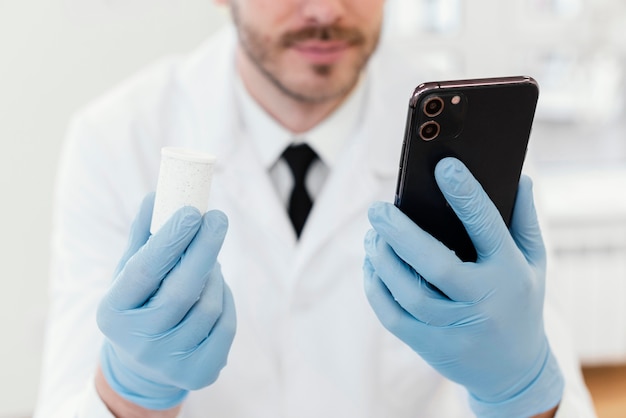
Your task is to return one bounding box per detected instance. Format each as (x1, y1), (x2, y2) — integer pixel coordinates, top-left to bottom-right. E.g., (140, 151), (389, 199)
(150, 147), (217, 234)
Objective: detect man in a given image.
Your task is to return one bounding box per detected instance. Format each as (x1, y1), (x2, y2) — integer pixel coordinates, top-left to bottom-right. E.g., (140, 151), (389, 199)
(35, 0), (596, 417)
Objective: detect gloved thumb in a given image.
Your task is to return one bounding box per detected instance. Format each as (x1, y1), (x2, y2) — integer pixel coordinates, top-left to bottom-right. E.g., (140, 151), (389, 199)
(434, 157), (508, 259)
(113, 193), (154, 277)
(509, 175), (546, 269)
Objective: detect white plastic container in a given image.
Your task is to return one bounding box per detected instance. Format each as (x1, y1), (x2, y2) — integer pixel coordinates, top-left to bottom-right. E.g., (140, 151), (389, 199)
(150, 147), (217, 233)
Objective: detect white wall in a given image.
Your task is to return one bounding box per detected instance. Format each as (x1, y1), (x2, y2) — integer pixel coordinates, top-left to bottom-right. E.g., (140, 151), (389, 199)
(0, 1), (227, 416)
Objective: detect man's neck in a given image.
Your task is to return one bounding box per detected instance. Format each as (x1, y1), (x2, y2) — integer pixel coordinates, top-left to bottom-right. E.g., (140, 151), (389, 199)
(235, 49), (352, 134)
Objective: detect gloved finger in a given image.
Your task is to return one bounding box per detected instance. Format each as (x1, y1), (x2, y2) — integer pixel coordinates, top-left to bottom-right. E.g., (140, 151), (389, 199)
(434, 157), (509, 260)
(145, 210), (228, 332)
(113, 193), (155, 277)
(363, 258), (430, 339)
(368, 202), (482, 302)
(365, 230), (474, 326)
(166, 263), (226, 348)
(509, 175), (547, 270)
(105, 206), (203, 311)
(178, 283), (237, 390)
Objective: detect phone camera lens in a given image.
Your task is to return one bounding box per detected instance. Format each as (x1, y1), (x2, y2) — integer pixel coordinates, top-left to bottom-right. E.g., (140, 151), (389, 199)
(419, 121), (440, 141)
(423, 96), (444, 117)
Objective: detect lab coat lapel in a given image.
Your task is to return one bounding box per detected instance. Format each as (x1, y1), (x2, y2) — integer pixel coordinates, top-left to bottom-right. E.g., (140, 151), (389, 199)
(295, 77), (402, 268)
(217, 134), (296, 246)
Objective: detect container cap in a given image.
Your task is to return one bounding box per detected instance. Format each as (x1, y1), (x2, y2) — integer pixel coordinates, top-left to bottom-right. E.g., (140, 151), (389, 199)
(161, 147), (216, 164)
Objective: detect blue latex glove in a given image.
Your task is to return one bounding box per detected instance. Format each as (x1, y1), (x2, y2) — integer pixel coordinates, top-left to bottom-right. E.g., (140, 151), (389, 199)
(363, 158), (564, 417)
(96, 193), (236, 410)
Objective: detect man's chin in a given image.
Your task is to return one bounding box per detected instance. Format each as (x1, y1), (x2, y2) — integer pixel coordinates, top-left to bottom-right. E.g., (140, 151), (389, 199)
(277, 71), (359, 103)
(279, 83), (354, 104)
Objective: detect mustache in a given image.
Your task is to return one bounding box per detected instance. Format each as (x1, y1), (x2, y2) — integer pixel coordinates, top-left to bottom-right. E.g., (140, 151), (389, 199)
(280, 25), (366, 47)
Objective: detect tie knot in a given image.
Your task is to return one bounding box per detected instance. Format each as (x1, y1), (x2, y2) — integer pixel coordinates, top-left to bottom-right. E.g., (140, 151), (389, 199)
(282, 143), (318, 183)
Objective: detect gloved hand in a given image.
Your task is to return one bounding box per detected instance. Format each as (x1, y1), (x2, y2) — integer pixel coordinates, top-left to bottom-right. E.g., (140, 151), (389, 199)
(363, 157), (564, 417)
(96, 193), (236, 410)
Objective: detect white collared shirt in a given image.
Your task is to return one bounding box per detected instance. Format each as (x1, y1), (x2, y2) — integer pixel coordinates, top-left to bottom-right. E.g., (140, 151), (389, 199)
(234, 74), (367, 207)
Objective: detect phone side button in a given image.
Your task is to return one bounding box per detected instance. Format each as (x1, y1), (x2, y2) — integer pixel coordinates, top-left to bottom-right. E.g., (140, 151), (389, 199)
(395, 169), (404, 203)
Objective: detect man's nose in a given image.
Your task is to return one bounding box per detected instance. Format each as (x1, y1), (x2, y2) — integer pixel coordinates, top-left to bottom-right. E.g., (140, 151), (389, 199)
(300, 0), (346, 26)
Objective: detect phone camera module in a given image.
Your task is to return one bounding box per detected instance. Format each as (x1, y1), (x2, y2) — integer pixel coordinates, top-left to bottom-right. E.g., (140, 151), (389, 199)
(419, 121), (440, 141)
(423, 96), (444, 117)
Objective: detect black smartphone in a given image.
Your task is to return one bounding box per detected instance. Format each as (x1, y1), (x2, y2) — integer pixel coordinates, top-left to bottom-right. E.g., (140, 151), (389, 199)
(394, 76), (539, 262)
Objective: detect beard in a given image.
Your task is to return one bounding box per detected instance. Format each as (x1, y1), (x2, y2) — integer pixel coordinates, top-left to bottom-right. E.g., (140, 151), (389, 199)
(230, 3), (381, 104)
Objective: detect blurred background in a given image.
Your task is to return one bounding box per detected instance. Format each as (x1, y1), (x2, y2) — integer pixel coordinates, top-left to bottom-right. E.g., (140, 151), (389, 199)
(0, 0), (624, 417)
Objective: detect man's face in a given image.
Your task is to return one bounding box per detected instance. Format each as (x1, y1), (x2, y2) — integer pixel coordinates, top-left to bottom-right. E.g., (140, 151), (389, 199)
(227, 0), (385, 104)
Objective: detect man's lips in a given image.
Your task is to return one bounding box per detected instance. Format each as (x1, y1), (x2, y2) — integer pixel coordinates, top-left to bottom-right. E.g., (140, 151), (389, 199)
(290, 41), (352, 65)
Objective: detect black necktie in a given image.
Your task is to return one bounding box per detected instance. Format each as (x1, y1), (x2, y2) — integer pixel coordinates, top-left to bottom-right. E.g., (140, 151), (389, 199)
(282, 143), (318, 238)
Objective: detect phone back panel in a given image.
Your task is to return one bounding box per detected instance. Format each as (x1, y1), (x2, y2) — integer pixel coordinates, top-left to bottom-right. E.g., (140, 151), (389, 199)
(394, 77), (539, 262)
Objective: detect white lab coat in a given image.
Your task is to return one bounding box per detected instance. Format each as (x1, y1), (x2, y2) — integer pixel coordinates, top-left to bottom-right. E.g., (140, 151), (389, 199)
(35, 26), (596, 418)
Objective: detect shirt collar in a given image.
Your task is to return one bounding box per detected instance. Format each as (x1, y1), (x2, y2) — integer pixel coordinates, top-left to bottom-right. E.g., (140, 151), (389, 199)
(234, 73), (367, 169)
